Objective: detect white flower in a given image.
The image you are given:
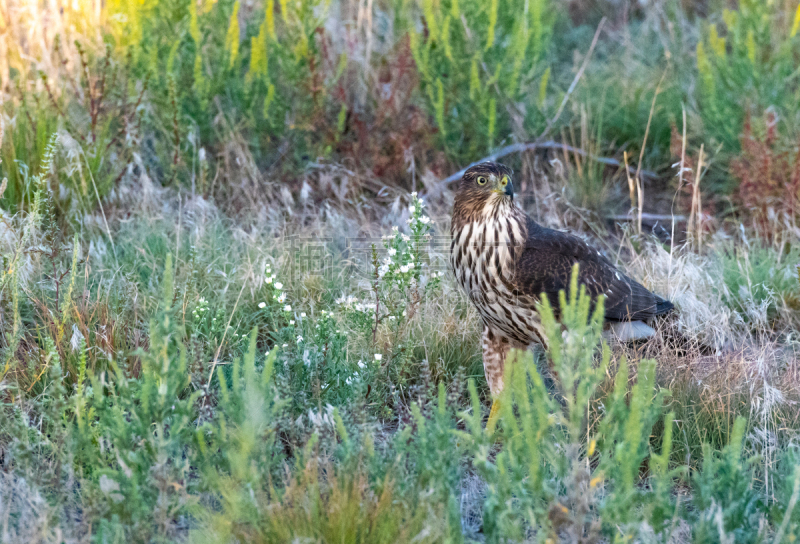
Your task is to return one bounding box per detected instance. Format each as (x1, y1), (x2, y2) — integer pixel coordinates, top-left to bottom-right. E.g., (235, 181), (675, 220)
(357, 360), (366, 369)
(400, 265), (409, 273)
(258, 302), (266, 308)
(266, 277), (273, 284)
(274, 282), (283, 290)
(282, 343), (288, 348)
(408, 262), (415, 269)
(402, 234), (410, 242)
(374, 354), (382, 361)
(297, 335), (303, 343)
(420, 216), (430, 224)
(284, 305), (292, 312)
(388, 248), (397, 256)
(392, 226), (399, 232)
(411, 191), (418, 198)
(409, 205), (416, 213)
(378, 264), (389, 278)
(277, 293), (287, 303)
(345, 377), (353, 385)
(300, 312), (306, 318)
(289, 320), (295, 325)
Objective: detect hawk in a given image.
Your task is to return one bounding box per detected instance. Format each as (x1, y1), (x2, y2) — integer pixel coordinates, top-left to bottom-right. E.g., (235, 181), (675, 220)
(449, 162), (673, 424)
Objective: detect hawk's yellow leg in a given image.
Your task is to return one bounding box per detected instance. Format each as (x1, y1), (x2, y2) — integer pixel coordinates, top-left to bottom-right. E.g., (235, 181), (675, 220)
(486, 398), (502, 433)
(482, 325), (508, 434)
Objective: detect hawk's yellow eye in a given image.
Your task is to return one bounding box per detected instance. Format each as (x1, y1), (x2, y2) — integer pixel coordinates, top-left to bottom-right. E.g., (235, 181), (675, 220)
(477, 176), (487, 185)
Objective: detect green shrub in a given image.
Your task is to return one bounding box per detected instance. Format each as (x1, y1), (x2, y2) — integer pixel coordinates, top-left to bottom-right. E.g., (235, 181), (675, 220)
(408, 0), (555, 159)
(395, 383), (465, 540)
(770, 446), (800, 541)
(717, 237), (800, 326)
(695, 1), (800, 154)
(76, 255), (202, 540)
(0, 102), (60, 213)
(689, 416), (768, 543)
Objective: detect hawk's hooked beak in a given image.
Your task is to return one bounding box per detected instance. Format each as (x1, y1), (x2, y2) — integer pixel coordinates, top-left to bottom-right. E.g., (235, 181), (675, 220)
(500, 176), (514, 199)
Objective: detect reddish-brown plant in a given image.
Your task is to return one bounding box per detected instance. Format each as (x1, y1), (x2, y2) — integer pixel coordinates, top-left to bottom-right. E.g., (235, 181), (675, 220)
(731, 111), (800, 235)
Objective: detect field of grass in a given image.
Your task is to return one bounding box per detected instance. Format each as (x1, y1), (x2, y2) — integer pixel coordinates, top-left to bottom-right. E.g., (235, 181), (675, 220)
(2, 0), (800, 542)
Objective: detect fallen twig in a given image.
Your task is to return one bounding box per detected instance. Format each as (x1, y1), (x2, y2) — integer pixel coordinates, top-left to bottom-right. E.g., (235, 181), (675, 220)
(607, 213), (686, 223)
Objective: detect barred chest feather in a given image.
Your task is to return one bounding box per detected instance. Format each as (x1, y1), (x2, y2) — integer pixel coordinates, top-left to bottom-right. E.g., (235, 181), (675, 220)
(450, 204), (545, 346)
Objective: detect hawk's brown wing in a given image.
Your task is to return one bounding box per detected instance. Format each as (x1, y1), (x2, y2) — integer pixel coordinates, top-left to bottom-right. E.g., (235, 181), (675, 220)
(513, 218), (673, 321)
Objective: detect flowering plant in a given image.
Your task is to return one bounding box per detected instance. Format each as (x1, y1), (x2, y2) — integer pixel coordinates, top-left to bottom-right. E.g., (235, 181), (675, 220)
(336, 193), (443, 381)
(376, 192), (442, 291)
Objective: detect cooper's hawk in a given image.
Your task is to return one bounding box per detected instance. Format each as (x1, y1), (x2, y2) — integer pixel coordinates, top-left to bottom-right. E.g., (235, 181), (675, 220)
(449, 162), (673, 426)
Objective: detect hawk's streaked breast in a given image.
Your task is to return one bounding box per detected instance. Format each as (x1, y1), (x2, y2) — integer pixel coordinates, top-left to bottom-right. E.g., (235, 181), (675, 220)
(450, 199), (546, 347)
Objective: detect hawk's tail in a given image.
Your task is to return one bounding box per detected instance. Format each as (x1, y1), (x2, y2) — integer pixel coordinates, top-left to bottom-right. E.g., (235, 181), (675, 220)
(655, 296), (674, 315)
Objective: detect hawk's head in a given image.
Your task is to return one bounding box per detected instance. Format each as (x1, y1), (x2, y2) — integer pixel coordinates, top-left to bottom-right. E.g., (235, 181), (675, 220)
(452, 162), (515, 224)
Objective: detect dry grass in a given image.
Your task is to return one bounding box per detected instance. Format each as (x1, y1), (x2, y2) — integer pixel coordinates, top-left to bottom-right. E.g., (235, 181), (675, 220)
(0, 472), (76, 544)
(0, 0), (103, 93)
